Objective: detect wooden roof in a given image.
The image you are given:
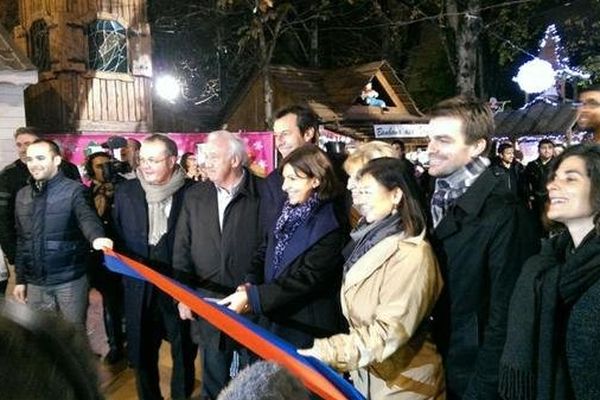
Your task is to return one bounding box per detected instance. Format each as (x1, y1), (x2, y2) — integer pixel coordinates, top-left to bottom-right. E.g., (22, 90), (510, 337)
(322, 60), (421, 117)
(221, 60), (424, 137)
(0, 23), (37, 85)
(494, 99), (578, 138)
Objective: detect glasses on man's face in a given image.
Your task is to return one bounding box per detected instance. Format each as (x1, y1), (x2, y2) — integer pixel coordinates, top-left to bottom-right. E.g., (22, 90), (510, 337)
(576, 100), (600, 109)
(139, 157), (167, 166)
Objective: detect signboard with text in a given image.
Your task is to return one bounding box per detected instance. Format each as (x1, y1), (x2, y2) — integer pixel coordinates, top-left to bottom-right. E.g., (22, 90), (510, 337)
(373, 124), (429, 139)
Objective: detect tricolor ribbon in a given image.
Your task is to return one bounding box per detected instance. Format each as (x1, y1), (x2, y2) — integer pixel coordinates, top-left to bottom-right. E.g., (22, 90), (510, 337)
(103, 249), (364, 400)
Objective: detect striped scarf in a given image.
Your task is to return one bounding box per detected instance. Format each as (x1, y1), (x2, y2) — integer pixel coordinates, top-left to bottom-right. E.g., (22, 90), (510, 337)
(430, 156), (489, 228)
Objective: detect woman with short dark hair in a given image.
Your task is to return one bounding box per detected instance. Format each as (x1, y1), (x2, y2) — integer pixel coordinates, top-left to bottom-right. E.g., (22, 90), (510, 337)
(500, 143), (600, 399)
(299, 157), (445, 399)
(220, 144), (347, 347)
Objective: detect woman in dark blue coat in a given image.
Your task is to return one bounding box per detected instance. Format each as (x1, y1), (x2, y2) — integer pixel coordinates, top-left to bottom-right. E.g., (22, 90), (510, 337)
(500, 144), (600, 400)
(220, 144), (347, 347)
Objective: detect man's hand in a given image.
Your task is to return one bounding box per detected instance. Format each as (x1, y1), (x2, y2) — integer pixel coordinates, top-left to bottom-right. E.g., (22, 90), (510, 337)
(92, 237), (113, 250)
(13, 284), (26, 304)
(178, 302), (194, 320)
(218, 290), (249, 314)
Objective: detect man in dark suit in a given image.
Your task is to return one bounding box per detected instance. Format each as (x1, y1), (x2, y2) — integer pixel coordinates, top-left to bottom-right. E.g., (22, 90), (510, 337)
(261, 105), (319, 232)
(263, 105), (350, 235)
(427, 97), (539, 399)
(174, 130), (264, 400)
(112, 134), (195, 400)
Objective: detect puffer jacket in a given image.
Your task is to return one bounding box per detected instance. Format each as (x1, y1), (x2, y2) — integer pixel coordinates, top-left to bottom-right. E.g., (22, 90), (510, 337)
(14, 171), (104, 286)
(0, 158), (81, 264)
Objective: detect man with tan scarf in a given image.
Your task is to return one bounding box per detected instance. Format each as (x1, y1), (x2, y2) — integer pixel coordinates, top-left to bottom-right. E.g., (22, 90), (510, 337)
(112, 134), (196, 400)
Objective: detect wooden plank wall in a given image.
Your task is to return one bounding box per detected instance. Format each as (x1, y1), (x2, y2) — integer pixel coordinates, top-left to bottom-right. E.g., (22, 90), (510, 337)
(0, 84), (27, 168)
(17, 0), (152, 133)
(25, 73), (151, 132)
(19, 0), (146, 25)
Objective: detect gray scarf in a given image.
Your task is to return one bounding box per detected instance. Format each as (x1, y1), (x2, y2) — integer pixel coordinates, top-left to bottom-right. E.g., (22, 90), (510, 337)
(430, 156), (489, 228)
(138, 166), (186, 245)
(342, 212), (402, 275)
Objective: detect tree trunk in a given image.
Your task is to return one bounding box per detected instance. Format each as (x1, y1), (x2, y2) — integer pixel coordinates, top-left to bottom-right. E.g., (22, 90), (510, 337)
(263, 69), (273, 128)
(310, 17), (319, 67)
(454, 0), (481, 97)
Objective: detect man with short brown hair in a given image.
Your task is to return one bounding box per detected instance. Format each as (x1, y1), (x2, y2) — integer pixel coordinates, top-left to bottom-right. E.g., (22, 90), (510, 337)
(427, 96), (539, 399)
(13, 139), (111, 328)
(261, 105), (319, 232)
(0, 127), (80, 294)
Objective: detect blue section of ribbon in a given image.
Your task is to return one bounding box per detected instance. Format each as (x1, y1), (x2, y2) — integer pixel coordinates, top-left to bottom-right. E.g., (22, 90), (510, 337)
(104, 252), (365, 400)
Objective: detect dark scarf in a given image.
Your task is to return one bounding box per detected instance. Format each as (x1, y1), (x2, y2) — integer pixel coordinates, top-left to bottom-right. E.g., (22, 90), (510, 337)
(499, 230), (600, 400)
(342, 212), (402, 275)
(272, 193), (320, 272)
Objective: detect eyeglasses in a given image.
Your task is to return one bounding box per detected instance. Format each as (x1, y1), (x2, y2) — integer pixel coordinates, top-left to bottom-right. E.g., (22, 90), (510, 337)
(139, 157), (168, 166)
(576, 100), (600, 109)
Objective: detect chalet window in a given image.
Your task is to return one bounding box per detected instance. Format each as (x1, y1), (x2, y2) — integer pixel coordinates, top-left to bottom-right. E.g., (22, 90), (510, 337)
(29, 19), (51, 72)
(87, 20), (128, 73)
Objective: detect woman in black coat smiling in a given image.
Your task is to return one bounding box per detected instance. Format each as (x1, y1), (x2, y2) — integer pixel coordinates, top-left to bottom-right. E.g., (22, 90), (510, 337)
(500, 144), (600, 400)
(220, 144), (347, 348)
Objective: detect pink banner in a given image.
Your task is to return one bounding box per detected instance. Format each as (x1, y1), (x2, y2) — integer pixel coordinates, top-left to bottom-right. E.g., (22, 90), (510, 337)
(46, 132), (275, 177)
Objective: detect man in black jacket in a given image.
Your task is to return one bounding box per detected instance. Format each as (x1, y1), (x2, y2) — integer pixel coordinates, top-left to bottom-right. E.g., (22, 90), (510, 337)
(261, 105), (319, 232)
(174, 130), (264, 400)
(112, 134), (196, 400)
(490, 142), (527, 203)
(12, 139), (111, 329)
(427, 97), (539, 399)
(262, 105), (350, 235)
(0, 127), (81, 291)
(524, 138), (555, 235)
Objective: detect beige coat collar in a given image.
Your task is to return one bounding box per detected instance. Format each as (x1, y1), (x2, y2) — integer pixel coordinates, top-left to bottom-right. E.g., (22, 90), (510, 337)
(343, 230), (426, 290)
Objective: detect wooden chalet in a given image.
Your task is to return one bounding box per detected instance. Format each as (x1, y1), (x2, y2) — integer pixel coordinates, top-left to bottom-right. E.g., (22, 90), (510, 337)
(0, 22), (37, 168)
(223, 60), (426, 142)
(11, 0), (153, 133)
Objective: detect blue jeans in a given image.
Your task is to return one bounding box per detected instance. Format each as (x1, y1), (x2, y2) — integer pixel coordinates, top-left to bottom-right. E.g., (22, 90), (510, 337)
(365, 97), (387, 108)
(27, 275), (89, 329)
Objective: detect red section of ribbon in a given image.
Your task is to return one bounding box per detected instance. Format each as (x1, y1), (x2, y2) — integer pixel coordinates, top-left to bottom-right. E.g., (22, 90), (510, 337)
(104, 249), (348, 400)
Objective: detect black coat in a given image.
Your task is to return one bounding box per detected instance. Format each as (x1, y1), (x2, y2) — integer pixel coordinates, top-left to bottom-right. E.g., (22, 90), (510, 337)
(430, 168), (540, 399)
(0, 159), (81, 264)
(172, 171), (264, 344)
(566, 271), (600, 399)
(14, 171), (103, 286)
(524, 157), (553, 207)
(260, 169), (285, 235)
(111, 178), (189, 365)
(246, 201), (348, 348)
(490, 158), (527, 202)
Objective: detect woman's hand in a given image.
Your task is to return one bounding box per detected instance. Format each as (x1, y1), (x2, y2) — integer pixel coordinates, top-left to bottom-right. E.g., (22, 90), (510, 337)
(218, 290), (250, 314)
(178, 302), (194, 320)
(298, 347), (321, 360)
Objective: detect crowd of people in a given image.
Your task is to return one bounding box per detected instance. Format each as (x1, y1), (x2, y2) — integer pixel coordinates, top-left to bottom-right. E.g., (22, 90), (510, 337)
(1, 85), (600, 400)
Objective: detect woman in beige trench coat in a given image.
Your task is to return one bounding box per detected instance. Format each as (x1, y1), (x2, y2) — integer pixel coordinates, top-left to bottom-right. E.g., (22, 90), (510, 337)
(300, 157), (445, 399)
